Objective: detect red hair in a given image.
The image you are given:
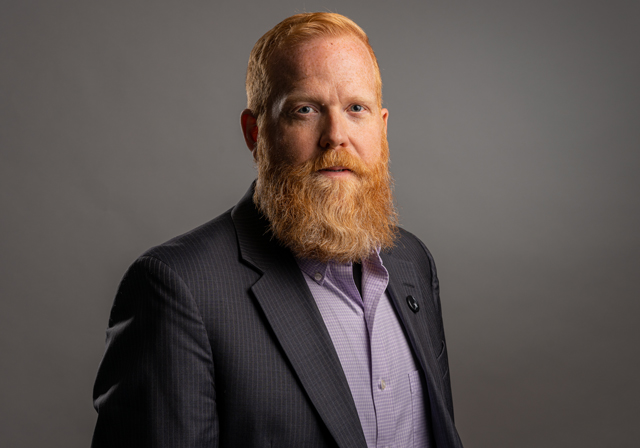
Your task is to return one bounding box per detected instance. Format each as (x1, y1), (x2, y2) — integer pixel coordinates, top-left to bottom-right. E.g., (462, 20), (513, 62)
(245, 12), (382, 124)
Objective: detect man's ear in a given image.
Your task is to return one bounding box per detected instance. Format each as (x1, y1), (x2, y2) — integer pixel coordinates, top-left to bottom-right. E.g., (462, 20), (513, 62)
(240, 109), (259, 159)
(381, 107), (389, 135)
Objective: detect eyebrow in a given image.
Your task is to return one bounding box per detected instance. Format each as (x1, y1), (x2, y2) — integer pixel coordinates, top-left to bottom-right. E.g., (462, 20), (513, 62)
(279, 92), (377, 109)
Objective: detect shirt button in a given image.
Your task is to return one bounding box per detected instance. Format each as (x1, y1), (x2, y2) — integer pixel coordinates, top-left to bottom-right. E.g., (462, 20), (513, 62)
(380, 379), (386, 390)
(314, 272), (322, 281)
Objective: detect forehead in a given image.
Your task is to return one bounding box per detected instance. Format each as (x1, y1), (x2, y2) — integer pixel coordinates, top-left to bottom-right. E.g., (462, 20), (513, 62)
(269, 36), (379, 99)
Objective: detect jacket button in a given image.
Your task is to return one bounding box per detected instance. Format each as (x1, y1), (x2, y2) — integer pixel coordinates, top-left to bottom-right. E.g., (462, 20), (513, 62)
(406, 295), (420, 313)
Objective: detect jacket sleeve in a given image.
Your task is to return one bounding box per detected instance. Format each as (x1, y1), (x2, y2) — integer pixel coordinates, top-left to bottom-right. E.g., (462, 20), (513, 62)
(92, 255), (217, 447)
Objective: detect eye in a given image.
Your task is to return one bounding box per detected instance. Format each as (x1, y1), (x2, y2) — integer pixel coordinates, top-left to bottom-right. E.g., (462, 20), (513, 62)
(349, 104), (365, 113)
(296, 106), (313, 114)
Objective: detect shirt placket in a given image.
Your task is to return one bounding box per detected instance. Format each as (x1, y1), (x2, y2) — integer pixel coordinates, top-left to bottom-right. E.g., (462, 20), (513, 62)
(362, 258), (394, 448)
(322, 262), (378, 446)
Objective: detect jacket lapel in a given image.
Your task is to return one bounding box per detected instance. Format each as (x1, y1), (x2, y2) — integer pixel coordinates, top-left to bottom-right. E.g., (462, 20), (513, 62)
(231, 185), (367, 448)
(382, 251), (463, 448)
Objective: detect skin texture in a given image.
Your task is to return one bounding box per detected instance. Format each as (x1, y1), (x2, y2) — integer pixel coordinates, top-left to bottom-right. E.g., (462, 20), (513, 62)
(241, 36), (389, 177)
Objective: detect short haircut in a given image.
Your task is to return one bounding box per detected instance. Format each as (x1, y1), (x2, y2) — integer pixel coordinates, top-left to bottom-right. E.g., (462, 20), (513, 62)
(245, 12), (382, 124)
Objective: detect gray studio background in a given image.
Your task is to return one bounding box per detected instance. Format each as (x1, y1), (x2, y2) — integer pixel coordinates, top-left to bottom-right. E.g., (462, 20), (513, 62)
(2, 1), (639, 447)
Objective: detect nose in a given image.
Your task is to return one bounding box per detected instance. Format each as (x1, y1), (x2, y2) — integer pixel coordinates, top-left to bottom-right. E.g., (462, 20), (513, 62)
(319, 110), (348, 150)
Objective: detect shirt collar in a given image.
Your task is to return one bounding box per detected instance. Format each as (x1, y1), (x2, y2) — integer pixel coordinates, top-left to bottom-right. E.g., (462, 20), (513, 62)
(295, 248), (384, 286)
(296, 257), (330, 286)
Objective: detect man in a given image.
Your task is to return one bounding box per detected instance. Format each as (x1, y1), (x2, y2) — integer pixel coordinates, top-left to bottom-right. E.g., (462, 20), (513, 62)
(92, 12), (464, 448)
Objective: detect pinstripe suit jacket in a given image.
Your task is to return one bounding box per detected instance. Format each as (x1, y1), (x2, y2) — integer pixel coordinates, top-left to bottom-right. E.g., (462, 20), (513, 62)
(92, 184), (464, 448)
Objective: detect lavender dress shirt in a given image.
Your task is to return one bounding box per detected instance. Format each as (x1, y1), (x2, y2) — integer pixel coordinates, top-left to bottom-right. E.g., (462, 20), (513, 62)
(297, 251), (433, 448)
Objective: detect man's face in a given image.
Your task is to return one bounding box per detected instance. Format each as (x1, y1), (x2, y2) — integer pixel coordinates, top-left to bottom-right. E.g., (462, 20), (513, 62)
(266, 35), (389, 175)
(251, 34), (397, 263)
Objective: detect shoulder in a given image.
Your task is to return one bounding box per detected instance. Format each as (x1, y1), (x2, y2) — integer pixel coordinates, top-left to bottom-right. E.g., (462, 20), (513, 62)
(141, 208), (238, 269)
(120, 207), (253, 297)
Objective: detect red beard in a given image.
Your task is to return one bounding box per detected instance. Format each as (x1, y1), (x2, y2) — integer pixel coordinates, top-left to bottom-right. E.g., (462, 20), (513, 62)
(254, 136), (398, 263)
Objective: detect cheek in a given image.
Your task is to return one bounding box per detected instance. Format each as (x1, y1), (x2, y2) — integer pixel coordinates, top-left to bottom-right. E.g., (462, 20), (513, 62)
(356, 131), (385, 164)
(278, 125), (318, 164)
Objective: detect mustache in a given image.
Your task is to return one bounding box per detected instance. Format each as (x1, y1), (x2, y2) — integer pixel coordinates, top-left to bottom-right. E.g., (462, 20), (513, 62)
(305, 150), (369, 176)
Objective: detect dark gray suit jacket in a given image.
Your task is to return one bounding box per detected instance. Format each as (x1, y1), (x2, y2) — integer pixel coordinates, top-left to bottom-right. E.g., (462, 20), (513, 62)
(92, 184), (464, 447)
